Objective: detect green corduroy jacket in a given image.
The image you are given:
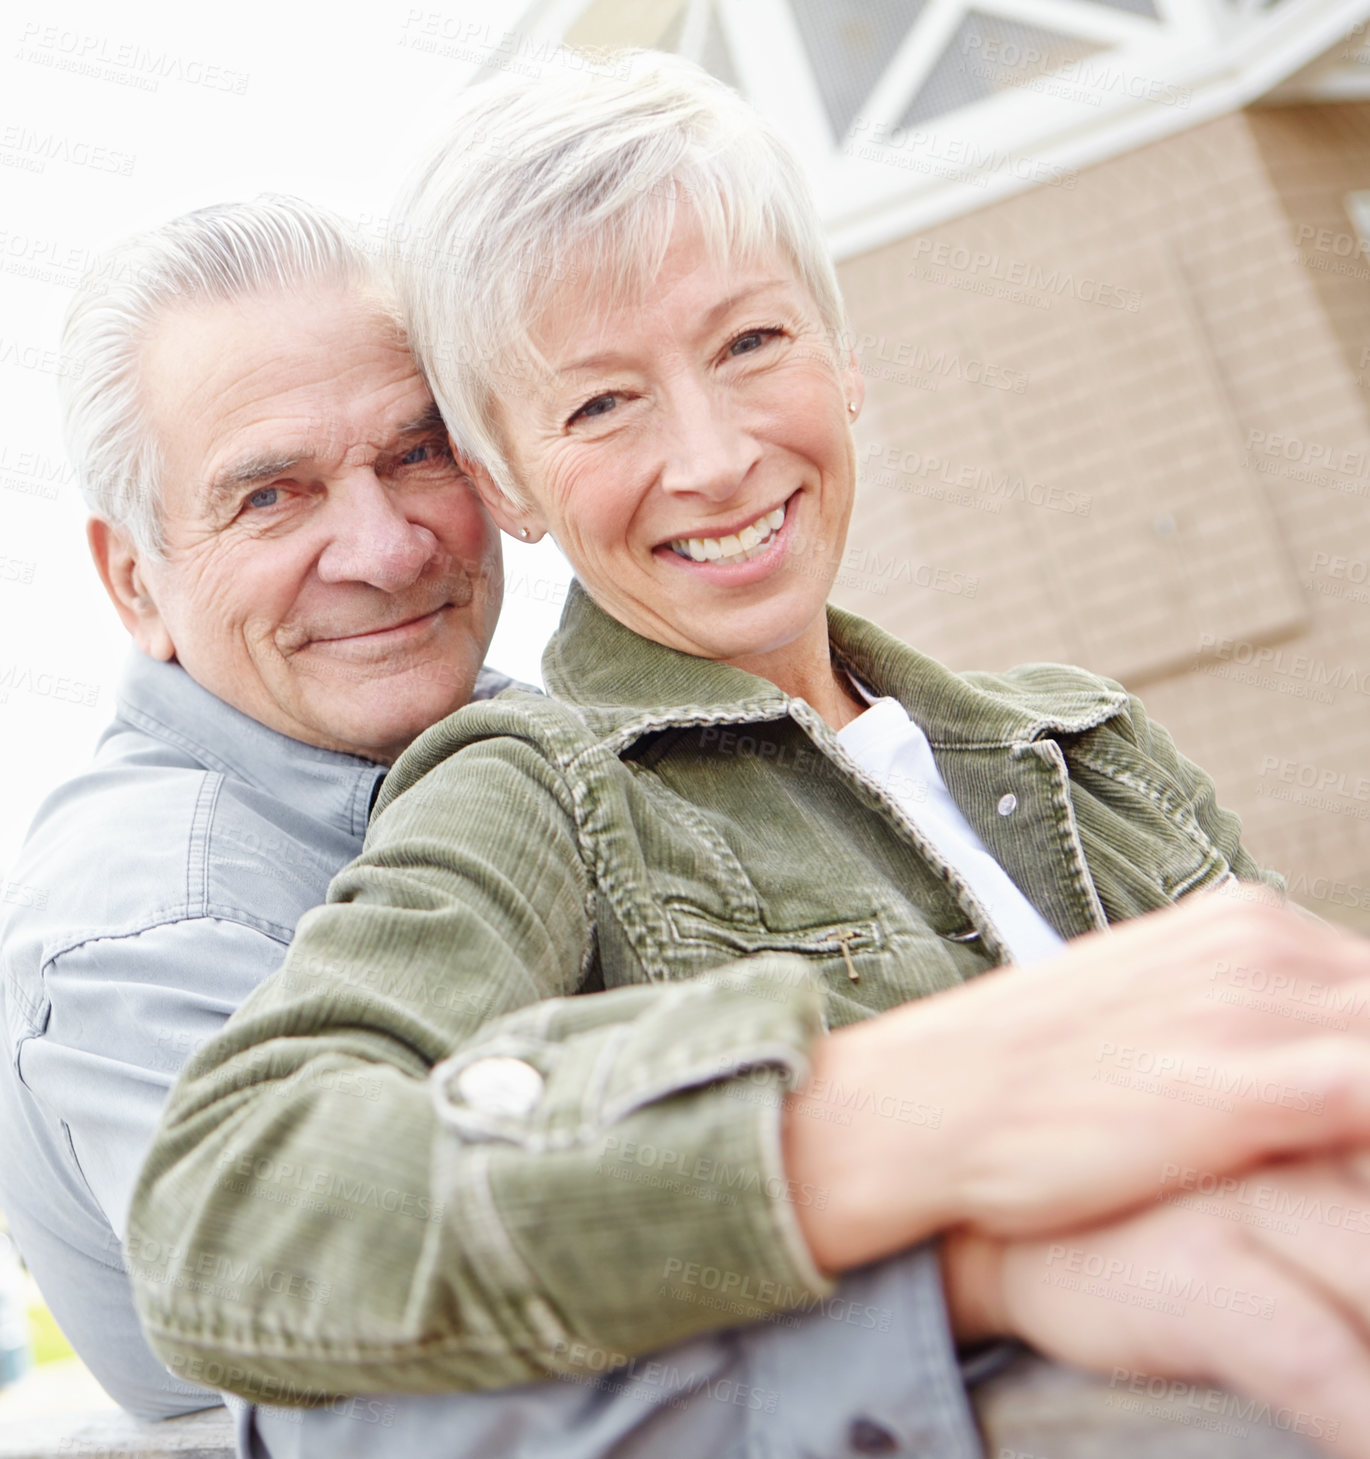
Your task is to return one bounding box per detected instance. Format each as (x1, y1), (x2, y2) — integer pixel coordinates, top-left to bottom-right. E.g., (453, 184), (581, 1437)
(128, 581), (1276, 1401)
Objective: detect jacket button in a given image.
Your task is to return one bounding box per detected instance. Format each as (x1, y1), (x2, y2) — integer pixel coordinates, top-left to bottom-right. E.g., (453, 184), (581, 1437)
(849, 1417), (900, 1453)
(996, 793), (1018, 817)
(453, 1057), (545, 1117)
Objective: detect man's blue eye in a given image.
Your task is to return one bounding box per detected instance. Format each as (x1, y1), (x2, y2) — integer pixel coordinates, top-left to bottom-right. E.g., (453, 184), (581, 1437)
(246, 487), (279, 510)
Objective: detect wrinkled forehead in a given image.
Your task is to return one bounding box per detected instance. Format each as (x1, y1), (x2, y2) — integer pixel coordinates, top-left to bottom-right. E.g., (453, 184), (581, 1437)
(140, 286), (433, 516)
(143, 280), (412, 401)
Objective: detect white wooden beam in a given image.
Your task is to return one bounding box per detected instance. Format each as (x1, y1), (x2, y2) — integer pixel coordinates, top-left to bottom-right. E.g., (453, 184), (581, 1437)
(857, 0), (971, 139)
(715, 0), (836, 160)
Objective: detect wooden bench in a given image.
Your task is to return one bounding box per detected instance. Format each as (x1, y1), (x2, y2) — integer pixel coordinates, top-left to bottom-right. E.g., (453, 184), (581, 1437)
(0, 1405), (233, 1459)
(974, 1352), (1327, 1458)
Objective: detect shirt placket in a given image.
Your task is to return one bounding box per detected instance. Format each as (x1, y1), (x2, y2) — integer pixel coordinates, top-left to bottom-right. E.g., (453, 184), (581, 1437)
(785, 701), (1017, 968)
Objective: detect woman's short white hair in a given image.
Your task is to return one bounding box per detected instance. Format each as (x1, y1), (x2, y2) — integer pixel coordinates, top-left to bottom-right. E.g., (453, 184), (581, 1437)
(60, 196), (383, 555)
(393, 50), (847, 506)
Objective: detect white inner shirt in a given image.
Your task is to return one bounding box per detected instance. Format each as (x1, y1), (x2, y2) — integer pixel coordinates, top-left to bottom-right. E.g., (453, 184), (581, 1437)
(835, 685), (1066, 968)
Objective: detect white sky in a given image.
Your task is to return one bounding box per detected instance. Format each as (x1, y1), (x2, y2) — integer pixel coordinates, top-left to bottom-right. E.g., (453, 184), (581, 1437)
(0, 0), (583, 873)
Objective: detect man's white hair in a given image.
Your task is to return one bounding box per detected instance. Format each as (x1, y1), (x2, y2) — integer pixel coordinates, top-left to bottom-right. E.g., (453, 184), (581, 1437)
(59, 196), (384, 555)
(393, 50), (846, 506)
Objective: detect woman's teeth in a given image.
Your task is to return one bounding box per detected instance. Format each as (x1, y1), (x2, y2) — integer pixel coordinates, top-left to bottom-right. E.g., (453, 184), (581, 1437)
(670, 506), (786, 564)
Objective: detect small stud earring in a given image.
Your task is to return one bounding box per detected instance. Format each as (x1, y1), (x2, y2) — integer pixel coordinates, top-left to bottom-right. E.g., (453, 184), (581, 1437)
(848, 401), (857, 415)
(518, 527), (530, 539)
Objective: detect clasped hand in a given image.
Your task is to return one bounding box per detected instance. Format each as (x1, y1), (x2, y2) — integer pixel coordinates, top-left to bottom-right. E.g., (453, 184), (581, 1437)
(783, 883), (1370, 1455)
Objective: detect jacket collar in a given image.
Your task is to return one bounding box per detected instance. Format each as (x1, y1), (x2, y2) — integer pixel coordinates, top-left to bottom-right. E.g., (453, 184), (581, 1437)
(114, 652), (387, 838)
(542, 581), (1126, 748)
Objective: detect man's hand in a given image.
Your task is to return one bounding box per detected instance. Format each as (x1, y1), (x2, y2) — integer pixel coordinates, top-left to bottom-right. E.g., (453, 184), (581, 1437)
(784, 885), (1370, 1269)
(943, 1153), (1370, 1457)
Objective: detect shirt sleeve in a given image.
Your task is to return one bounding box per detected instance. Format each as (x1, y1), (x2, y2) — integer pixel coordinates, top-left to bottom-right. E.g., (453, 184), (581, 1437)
(128, 734), (837, 1401)
(24, 917), (289, 1240)
(244, 1246), (983, 1459)
(8, 917), (286, 1418)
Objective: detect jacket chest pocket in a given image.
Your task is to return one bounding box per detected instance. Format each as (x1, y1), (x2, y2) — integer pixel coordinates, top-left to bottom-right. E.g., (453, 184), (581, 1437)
(662, 901), (884, 982)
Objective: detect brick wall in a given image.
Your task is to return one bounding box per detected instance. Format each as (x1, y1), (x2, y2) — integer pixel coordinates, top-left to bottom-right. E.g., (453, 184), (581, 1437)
(835, 104), (1370, 931)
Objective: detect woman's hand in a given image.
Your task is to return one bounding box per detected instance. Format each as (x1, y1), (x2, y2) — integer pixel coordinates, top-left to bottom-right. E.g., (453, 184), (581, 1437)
(783, 882), (1370, 1269)
(942, 1153), (1370, 1457)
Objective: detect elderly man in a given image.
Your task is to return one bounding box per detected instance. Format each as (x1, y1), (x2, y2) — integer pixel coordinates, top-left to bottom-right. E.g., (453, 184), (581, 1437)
(0, 198), (1001, 1459)
(0, 194), (501, 1422)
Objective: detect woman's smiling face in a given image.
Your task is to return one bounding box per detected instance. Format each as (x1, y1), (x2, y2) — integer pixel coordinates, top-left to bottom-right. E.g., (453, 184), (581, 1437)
(482, 216), (864, 678)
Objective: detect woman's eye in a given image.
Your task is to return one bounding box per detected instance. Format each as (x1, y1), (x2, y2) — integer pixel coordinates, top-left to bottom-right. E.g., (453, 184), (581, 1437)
(398, 444), (431, 466)
(245, 486), (280, 510)
(729, 328), (781, 357)
(569, 394), (617, 425)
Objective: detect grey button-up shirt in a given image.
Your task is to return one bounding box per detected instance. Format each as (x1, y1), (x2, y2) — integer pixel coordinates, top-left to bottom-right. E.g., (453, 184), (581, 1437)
(0, 649), (985, 1458)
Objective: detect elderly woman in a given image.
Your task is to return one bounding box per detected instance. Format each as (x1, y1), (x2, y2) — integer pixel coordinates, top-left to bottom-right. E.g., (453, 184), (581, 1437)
(132, 54), (1370, 1454)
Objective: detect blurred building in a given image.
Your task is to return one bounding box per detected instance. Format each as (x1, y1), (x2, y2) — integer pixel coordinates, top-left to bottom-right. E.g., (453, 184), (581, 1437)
(519, 0), (1370, 930)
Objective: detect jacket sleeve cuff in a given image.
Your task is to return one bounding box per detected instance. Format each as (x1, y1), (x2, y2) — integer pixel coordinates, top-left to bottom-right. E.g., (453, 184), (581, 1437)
(422, 955), (837, 1377)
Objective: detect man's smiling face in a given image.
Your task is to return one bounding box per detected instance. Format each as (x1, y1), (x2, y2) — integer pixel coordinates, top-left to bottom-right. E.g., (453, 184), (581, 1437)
(131, 283), (502, 762)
